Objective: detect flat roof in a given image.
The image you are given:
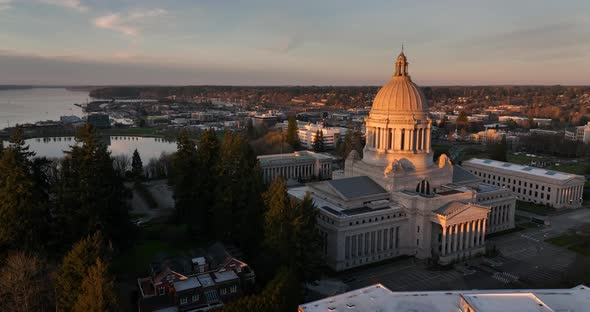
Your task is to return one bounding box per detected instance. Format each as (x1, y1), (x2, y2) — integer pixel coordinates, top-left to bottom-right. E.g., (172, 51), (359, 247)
(257, 151), (334, 166)
(299, 284), (590, 312)
(463, 158), (584, 181)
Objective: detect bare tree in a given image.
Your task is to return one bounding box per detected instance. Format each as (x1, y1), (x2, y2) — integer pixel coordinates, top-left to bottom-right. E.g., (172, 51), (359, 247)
(0, 251), (52, 312)
(112, 154), (130, 177)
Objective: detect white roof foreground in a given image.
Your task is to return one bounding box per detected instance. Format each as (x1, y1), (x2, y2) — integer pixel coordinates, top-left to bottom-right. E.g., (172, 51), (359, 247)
(298, 284), (590, 312)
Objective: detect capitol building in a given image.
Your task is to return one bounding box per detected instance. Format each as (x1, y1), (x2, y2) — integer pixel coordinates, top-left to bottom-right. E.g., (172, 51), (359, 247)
(289, 50), (516, 271)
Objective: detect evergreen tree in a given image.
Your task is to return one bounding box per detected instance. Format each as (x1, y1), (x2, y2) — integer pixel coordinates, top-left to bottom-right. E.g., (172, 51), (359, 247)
(489, 135), (508, 162)
(352, 124), (364, 158)
(195, 129), (220, 236)
(313, 130), (325, 152)
(285, 116), (300, 149)
(131, 149), (144, 182)
(0, 128), (50, 251)
(214, 267), (300, 312)
(213, 132), (264, 254)
(56, 232), (111, 312)
(342, 126), (353, 159)
(456, 111), (469, 129)
(54, 124), (132, 247)
(291, 194), (324, 281)
(263, 179), (323, 281)
(73, 258), (118, 312)
(171, 130), (199, 225)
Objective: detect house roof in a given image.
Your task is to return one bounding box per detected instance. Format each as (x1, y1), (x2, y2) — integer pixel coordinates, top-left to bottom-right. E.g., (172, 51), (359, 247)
(173, 277), (201, 292)
(327, 176), (388, 200)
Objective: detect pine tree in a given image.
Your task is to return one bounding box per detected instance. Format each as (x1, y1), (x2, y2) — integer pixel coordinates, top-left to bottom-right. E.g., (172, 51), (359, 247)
(342, 127), (354, 159)
(291, 194), (324, 281)
(171, 130), (199, 225)
(195, 129), (220, 236)
(73, 258), (118, 312)
(131, 149), (144, 182)
(313, 130), (324, 152)
(0, 128), (50, 251)
(54, 124), (132, 247)
(213, 132), (264, 253)
(263, 177), (292, 260)
(286, 116), (300, 149)
(262, 179), (323, 281)
(56, 232), (111, 312)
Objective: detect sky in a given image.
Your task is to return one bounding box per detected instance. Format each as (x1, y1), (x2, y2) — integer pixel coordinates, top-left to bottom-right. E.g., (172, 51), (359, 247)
(1, 0), (590, 86)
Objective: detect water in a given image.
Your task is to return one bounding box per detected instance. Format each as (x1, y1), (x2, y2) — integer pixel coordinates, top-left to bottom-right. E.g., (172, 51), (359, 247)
(3, 136), (177, 161)
(0, 88), (89, 129)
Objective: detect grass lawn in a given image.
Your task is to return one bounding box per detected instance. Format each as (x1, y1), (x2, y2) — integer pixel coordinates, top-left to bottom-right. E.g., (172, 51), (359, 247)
(546, 234), (580, 247)
(550, 163), (590, 175)
(507, 153), (540, 165)
(515, 200), (555, 216)
(113, 222), (204, 277)
(546, 231), (590, 257)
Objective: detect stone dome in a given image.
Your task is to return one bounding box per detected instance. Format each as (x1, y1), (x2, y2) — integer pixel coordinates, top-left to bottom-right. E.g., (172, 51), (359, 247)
(369, 51), (428, 116)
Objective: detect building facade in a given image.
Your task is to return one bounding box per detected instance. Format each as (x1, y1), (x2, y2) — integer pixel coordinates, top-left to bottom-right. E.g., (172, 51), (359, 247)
(299, 284), (590, 312)
(257, 151), (334, 183)
(297, 123), (347, 150)
(289, 51), (516, 271)
(462, 158), (585, 209)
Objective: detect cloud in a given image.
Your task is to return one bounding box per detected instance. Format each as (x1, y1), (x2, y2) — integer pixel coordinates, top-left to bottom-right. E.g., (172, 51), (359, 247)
(39, 0), (88, 12)
(93, 9), (167, 37)
(0, 0), (12, 11)
(265, 34), (304, 53)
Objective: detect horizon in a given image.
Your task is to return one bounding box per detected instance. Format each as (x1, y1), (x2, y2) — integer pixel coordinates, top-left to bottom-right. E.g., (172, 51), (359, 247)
(1, 0), (590, 85)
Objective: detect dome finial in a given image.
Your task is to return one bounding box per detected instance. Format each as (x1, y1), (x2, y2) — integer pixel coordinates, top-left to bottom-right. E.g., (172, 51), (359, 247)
(394, 45), (409, 77)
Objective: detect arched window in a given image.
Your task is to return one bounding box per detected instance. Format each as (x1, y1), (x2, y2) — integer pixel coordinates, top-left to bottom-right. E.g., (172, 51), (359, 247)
(416, 179), (431, 195)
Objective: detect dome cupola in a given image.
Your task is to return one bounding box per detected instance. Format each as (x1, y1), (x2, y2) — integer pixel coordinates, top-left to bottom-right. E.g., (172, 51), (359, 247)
(369, 49), (428, 117)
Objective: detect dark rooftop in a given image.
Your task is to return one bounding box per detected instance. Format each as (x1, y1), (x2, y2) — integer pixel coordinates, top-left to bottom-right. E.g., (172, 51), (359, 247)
(452, 165), (480, 184)
(327, 176), (388, 200)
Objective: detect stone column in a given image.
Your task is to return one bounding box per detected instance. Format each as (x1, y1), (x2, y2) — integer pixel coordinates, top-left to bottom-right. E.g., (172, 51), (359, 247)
(466, 221), (473, 249)
(441, 226), (447, 256)
(481, 221), (487, 244)
(476, 219), (482, 246)
(453, 224), (459, 253)
(459, 223), (465, 251)
(426, 125), (431, 153)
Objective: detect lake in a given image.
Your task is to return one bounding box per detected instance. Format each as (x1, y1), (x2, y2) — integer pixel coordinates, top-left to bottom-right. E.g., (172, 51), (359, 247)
(0, 88), (90, 129)
(3, 136), (177, 161)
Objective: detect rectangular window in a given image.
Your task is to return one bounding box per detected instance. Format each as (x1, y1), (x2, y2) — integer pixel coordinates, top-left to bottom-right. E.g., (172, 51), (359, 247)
(159, 287), (165, 295)
(417, 226), (420, 233)
(230, 285), (238, 293)
(180, 297), (188, 304)
(192, 295), (198, 302)
(220, 288), (227, 295)
(416, 239), (420, 246)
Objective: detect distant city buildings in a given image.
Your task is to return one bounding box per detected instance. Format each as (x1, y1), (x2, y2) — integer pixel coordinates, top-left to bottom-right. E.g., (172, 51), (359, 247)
(299, 284), (590, 312)
(252, 114), (278, 128)
(463, 158), (585, 209)
(87, 113), (111, 128)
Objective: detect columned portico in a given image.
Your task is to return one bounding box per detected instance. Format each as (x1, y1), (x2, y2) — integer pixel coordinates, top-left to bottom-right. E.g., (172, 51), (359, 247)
(433, 202), (490, 264)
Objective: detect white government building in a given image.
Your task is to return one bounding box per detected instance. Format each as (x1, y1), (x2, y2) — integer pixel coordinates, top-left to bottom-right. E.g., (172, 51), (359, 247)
(282, 121), (348, 150)
(298, 284), (590, 312)
(462, 158), (585, 209)
(257, 151), (335, 183)
(289, 50), (516, 271)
